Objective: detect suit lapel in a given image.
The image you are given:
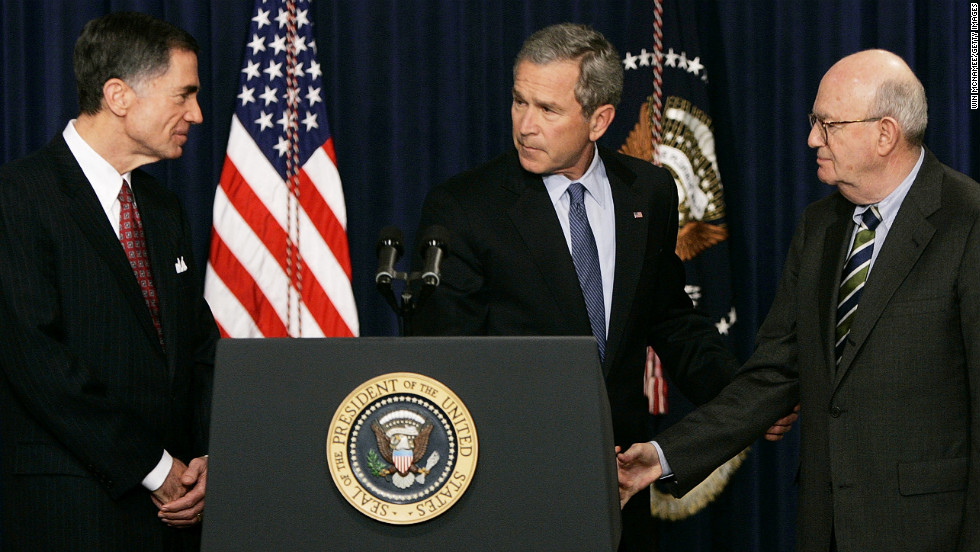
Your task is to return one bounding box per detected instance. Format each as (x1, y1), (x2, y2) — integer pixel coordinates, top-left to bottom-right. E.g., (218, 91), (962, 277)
(834, 151), (941, 384)
(819, 198), (854, 376)
(505, 162), (593, 339)
(604, 152), (644, 377)
(50, 138), (165, 357)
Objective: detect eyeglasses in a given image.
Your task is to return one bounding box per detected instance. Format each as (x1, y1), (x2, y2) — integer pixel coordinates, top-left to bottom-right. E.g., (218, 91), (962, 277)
(808, 113), (882, 143)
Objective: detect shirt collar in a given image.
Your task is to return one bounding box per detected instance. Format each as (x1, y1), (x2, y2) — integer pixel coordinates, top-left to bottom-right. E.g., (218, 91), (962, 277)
(852, 146), (924, 229)
(63, 120), (132, 211)
(542, 144), (607, 207)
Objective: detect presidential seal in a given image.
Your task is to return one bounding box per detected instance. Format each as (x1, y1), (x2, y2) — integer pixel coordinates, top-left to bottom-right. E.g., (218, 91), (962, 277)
(327, 372), (478, 524)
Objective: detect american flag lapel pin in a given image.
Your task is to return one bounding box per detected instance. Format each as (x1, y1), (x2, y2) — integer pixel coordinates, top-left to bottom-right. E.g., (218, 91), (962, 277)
(633, 211), (643, 219)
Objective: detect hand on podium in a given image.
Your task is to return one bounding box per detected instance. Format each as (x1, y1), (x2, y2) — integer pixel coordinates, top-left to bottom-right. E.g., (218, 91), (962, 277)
(615, 443), (662, 508)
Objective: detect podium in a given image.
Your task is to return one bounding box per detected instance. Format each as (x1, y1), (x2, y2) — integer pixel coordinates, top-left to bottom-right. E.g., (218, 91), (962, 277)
(202, 336), (621, 551)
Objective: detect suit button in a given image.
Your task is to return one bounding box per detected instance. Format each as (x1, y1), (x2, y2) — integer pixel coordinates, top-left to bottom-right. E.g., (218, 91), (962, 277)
(830, 406), (842, 418)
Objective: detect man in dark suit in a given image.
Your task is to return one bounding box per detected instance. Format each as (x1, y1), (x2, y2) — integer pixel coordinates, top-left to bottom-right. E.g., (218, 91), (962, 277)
(410, 23), (795, 551)
(618, 49), (980, 552)
(0, 12), (217, 551)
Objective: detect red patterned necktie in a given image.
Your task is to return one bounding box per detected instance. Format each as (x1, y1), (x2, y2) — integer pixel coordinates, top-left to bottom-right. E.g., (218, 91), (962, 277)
(118, 181), (164, 347)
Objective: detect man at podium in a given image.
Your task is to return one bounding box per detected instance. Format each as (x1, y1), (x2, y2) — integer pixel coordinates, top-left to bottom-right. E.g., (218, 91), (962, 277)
(410, 22), (793, 551)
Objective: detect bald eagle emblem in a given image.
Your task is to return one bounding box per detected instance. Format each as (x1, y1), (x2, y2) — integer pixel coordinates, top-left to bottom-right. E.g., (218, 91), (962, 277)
(328, 373), (478, 524)
(619, 96), (728, 262)
(368, 409), (441, 489)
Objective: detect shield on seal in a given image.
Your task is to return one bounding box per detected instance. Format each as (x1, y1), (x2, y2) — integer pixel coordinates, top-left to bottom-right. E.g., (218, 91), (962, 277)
(392, 449), (413, 475)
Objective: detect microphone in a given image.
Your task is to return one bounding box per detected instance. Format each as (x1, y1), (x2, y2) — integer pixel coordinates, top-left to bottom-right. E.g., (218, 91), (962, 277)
(417, 225), (450, 287)
(375, 226), (404, 286)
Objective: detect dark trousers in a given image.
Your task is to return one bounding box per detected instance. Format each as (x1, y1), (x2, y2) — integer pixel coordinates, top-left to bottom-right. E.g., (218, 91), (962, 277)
(619, 486), (659, 552)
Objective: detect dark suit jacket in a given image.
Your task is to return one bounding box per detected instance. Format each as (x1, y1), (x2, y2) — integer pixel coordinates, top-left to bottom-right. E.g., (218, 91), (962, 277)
(410, 147), (738, 549)
(656, 148), (980, 552)
(0, 135), (218, 551)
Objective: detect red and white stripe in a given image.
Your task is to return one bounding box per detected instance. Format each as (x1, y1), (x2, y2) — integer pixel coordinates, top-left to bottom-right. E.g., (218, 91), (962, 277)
(644, 346), (668, 415)
(205, 117), (358, 338)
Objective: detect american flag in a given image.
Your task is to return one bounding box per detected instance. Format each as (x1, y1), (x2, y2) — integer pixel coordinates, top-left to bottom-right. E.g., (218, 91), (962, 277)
(205, 0), (358, 338)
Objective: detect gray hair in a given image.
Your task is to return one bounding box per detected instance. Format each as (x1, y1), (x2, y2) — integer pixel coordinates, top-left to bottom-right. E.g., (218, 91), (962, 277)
(867, 76), (928, 146)
(514, 23), (623, 117)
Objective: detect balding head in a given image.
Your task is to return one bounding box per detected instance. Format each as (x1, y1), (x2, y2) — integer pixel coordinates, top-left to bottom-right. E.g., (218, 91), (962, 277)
(822, 49), (927, 146)
(808, 50), (927, 204)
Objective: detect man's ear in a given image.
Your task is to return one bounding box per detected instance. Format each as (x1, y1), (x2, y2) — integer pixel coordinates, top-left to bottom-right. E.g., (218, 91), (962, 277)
(102, 78), (133, 116)
(875, 116), (902, 156)
(588, 104), (616, 142)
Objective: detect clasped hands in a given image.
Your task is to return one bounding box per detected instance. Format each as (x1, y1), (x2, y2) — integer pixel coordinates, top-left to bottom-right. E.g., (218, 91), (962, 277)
(151, 455), (208, 527)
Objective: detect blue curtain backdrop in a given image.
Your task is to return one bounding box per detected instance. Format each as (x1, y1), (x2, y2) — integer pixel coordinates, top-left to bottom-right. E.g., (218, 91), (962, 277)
(1, 1), (977, 549)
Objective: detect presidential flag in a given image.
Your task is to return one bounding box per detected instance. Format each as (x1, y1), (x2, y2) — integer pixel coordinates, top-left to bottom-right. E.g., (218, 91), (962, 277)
(205, 0), (358, 338)
(614, 0), (743, 521)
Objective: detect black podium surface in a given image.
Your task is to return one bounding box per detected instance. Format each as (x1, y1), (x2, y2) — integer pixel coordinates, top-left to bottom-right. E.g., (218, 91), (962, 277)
(203, 336), (620, 551)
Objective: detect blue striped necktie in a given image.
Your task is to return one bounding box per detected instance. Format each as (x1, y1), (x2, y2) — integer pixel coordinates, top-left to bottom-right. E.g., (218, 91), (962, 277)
(835, 206), (881, 363)
(567, 182), (605, 362)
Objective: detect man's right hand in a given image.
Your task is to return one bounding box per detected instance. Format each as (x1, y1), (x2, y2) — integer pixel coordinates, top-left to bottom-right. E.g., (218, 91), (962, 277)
(616, 443), (663, 508)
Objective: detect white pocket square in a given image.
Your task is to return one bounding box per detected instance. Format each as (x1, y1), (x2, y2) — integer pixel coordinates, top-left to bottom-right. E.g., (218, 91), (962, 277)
(174, 256), (188, 274)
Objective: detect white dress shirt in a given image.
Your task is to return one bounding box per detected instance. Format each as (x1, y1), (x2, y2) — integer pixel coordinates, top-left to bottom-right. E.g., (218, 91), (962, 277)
(542, 144), (616, 338)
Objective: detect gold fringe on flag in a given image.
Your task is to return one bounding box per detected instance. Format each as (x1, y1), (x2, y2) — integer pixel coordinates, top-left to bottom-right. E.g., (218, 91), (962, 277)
(650, 448), (749, 520)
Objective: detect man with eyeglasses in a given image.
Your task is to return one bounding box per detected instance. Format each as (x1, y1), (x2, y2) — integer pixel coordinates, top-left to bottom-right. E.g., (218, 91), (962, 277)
(617, 49), (979, 552)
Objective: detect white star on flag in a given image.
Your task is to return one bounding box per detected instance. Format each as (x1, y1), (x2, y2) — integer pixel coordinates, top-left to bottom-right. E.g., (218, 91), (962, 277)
(308, 60), (322, 79)
(686, 56), (704, 75)
(622, 52), (639, 70)
(247, 34), (266, 55)
(273, 136), (291, 157)
(255, 111), (274, 131)
(206, 0), (358, 338)
(237, 86), (255, 105)
(306, 86), (322, 105)
(276, 111), (294, 132)
(293, 36), (308, 54)
(301, 111), (318, 131)
(252, 8), (271, 29)
(259, 86), (279, 105)
(241, 60), (262, 80)
(270, 34), (287, 55)
(263, 60), (283, 81)
(275, 8), (289, 28)
(296, 8), (310, 28)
